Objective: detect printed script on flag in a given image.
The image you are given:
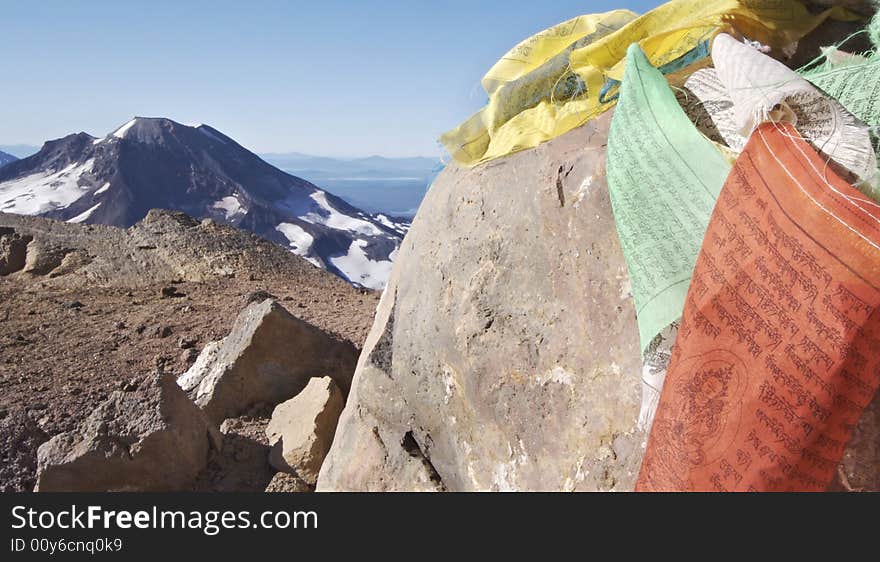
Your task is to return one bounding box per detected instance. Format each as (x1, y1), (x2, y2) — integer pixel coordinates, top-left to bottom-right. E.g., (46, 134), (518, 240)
(637, 122), (880, 492)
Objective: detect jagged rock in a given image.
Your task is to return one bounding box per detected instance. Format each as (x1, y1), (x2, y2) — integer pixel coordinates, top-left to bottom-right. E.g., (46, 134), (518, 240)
(0, 410), (48, 492)
(265, 377), (344, 485)
(34, 372), (217, 492)
(318, 113), (646, 491)
(177, 299), (358, 424)
(0, 228), (31, 275)
(265, 471), (312, 492)
(22, 239), (70, 275)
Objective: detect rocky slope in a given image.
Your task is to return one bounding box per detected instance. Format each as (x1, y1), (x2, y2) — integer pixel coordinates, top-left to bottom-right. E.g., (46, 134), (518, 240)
(0, 117), (408, 289)
(0, 210), (378, 491)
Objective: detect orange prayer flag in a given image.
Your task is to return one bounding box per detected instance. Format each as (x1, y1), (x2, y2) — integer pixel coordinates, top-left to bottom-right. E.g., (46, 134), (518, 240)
(637, 122), (880, 492)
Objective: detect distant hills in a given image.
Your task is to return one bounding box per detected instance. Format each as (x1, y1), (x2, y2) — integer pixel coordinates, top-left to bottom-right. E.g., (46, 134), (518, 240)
(0, 145), (40, 159)
(259, 152), (440, 180)
(260, 153), (442, 218)
(0, 150), (16, 168)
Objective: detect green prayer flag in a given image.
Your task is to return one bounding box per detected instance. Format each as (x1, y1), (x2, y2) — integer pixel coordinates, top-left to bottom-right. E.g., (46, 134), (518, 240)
(803, 59), (880, 127)
(606, 44), (731, 352)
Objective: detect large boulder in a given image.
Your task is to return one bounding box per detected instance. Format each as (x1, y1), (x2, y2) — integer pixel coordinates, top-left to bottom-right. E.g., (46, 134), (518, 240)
(34, 372), (216, 492)
(35, 373), (217, 492)
(0, 410), (48, 492)
(265, 376), (344, 485)
(318, 113), (647, 491)
(177, 299), (358, 424)
(22, 239), (70, 275)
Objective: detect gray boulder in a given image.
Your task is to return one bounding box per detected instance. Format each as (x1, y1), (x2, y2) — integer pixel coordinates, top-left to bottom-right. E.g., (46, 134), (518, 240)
(22, 239), (71, 275)
(35, 372), (216, 492)
(265, 376), (344, 485)
(318, 113), (646, 491)
(177, 299), (358, 424)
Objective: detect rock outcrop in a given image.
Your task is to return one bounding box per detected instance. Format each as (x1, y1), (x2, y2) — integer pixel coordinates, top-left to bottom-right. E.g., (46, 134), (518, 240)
(22, 239), (74, 276)
(318, 113), (647, 491)
(0, 227), (31, 275)
(177, 299), (358, 424)
(35, 372), (216, 492)
(265, 376), (344, 484)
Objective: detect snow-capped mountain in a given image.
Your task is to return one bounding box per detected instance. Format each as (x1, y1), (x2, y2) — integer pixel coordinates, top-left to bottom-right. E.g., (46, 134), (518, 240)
(0, 117), (409, 289)
(0, 150), (16, 168)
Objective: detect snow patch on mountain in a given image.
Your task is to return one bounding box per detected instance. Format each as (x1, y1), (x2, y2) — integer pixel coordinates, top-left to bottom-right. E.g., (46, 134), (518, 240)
(275, 222), (319, 266)
(330, 239), (393, 291)
(0, 159), (95, 214)
(94, 182), (111, 195)
(113, 118), (139, 139)
(68, 203), (102, 223)
(375, 213), (409, 234)
(300, 191), (385, 237)
(212, 196), (245, 220)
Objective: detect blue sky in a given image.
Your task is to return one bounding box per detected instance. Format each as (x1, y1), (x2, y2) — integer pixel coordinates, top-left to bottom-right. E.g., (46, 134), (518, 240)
(0, 0), (658, 157)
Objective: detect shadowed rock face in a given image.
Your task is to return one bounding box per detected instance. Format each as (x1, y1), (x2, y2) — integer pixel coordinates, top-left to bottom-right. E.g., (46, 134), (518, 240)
(810, 0), (876, 15)
(319, 113), (648, 491)
(0, 227), (32, 275)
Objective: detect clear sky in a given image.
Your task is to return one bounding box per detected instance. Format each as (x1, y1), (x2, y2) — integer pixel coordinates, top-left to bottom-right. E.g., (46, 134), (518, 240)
(0, 0), (659, 157)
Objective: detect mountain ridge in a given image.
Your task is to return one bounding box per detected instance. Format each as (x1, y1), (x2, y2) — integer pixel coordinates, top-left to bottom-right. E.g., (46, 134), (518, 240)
(0, 117), (408, 289)
(0, 149), (16, 168)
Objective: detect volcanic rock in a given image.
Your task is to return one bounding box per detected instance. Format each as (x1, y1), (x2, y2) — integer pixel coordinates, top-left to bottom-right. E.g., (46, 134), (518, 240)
(34, 372), (216, 492)
(177, 299), (358, 424)
(318, 113), (646, 491)
(265, 377), (344, 485)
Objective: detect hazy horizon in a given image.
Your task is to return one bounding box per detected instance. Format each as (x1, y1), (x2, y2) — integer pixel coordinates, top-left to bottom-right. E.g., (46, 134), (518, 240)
(0, 138), (442, 161)
(0, 0), (657, 158)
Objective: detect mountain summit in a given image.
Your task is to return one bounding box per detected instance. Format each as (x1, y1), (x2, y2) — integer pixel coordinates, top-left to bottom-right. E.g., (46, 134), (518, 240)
(0, 117), (408, 289)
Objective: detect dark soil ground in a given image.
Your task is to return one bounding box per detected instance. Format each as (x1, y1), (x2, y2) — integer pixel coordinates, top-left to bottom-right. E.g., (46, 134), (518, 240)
(0, 211), (379, 492)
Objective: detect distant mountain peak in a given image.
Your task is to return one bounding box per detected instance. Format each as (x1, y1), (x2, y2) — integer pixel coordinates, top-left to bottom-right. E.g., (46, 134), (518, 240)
(0, 116), (409, 289)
